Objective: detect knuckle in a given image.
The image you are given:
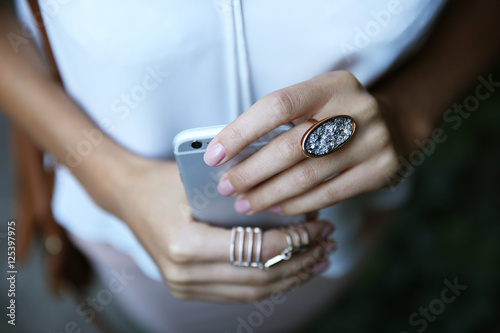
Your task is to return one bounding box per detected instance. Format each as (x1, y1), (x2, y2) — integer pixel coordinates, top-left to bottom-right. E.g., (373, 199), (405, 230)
(246, 193), (266, 213)
(380, 147), (399, 175)
(276, 137), (300, 162)
(354, 94), (380, 122)
(278, 206), (298, 217)
(378, 127), (393, 148)
(267, 89), (296, 119)
(368, 123), (391, 149)
(252, 272), (274, 287)
(164, 265), (192, 286)
(322, 184), (341, 206)
(363, 95), (380, 115)
(225, 123), (246, 148)
(171, 290), (191, 301)
(166, 240), (193, 264)
(230, 167), (251, 190)
(275, 130), (302, 163)
(241, 287), (267, 303)
(335, 70), (362, 89)
(384, 149), (404, 188)
(293, 163), (317, 189)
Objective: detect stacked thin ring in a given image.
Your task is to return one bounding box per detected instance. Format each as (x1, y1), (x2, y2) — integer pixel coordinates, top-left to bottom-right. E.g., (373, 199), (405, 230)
(230, 225), (311, 269)
(230, 227), (263, 268)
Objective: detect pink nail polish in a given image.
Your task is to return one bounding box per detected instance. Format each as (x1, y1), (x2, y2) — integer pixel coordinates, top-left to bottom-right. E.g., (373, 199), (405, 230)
(204, 143), (226, 166)
(218, 178), (235, 196)
(235, 198), (252, 215)
(269, 205), (282, 214)
(321, 225), (334, 238)
(313, 260), (329, 275)
(325, 242), (338, 255)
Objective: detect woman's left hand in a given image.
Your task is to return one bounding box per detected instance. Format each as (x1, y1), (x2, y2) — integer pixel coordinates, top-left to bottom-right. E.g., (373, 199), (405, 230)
(204, 71), (401, 216)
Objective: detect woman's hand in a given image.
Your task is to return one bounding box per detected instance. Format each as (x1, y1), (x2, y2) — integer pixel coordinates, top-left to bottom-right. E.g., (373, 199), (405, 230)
(0, 6), (337, 300)
(204, 71), (400, 216)
(98, 154), (336, 303)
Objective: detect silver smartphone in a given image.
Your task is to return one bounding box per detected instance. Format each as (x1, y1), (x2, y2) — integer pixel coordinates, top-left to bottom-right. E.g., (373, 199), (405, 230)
(173, 124), (306, 228)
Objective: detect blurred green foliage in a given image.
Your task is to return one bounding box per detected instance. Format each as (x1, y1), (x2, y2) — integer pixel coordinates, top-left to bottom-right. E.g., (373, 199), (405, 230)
(312, 64), (500, 333)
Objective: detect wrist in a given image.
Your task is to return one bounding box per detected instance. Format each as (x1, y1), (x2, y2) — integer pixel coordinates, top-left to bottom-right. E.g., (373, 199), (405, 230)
(70, 137), (143, 215)
(73, 138), (180, 223)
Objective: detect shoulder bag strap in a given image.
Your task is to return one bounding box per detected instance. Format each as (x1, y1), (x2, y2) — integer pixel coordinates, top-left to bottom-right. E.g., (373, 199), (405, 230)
(26, 0), (62, 82)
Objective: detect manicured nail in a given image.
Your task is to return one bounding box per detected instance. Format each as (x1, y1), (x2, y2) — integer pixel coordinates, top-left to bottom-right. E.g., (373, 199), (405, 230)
(235, 198), (252, 215)
(325, 242), (338, 255)
(321, 225), (334, 239)
(218, 178), (235, 196)
(204, 143), (225, 166)
(269, 205), (282, 214)
(313, 260), (330, 275)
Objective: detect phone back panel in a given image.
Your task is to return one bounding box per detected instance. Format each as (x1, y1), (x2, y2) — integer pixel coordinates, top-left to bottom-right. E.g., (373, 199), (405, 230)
(173, 125), (305, 228)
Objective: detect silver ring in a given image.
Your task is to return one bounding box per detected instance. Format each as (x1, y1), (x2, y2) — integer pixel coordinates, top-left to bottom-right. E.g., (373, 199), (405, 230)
(287, 228), (302, 248)
(263, 229), (294, 269)
(237, 226), (244, 264)
(230, 225), (311, 270)
(297, 224), (310, 247)
(230, 227), (263, 269)
(252, 228), (263, 268)
(285, 224), (310, 253)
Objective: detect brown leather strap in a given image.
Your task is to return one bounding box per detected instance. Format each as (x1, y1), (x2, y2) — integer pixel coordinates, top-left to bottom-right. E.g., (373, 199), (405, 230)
(12, 127), (53, 260)
(26, 0), (62, 83)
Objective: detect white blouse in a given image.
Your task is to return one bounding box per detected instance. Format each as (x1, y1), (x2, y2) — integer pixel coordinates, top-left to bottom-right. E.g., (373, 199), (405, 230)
(17, 0), (447, 281)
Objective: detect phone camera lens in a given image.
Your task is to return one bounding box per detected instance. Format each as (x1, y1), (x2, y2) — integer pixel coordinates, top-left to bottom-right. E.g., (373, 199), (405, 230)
(191, 141), (202, 149)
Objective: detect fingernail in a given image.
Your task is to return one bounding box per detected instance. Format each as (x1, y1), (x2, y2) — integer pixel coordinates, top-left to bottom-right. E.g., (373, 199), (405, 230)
(218, 178), (235, 196)
(313, 260), (330, 275)
(235, 198), (252, 215)
(234, 198), (252, 214)
(321, 225), (334, 239)
(204, 143), (225, 166)
(269, 205), (282, 214)
(325, 242), (338, 255)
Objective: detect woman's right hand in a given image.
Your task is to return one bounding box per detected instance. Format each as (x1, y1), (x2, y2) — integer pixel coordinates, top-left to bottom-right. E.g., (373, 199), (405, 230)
(91, 152), (337, 302)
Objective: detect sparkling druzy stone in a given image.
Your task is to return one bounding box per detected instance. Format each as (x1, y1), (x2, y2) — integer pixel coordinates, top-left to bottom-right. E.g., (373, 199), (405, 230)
(303, 116), (355, 157)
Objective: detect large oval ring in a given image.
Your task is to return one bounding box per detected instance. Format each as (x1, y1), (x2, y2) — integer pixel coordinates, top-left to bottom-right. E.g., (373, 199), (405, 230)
(301, 115), (356, 158)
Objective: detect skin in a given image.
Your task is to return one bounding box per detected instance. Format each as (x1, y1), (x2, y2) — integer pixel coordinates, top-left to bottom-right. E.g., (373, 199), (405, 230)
(1, 0), (500, 302)
(207, 0), (500, 217)
(0, 1), (334, 303)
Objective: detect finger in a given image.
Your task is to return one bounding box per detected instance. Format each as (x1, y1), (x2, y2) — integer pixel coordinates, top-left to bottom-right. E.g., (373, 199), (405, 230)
(217, 121), (311, 196)
(204, 71), (369, 168)
(164, 239), (336, 287)
(169, 276), (303, 303)
(277, 149), (398, 215)
(167, 241), (336, 302)
(217, 82), (379, 198)
(174, 219), (334, 264)
(234, 117), (384, 214)
(237, 156), (348, 215)
(203, 79), (328, 167)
